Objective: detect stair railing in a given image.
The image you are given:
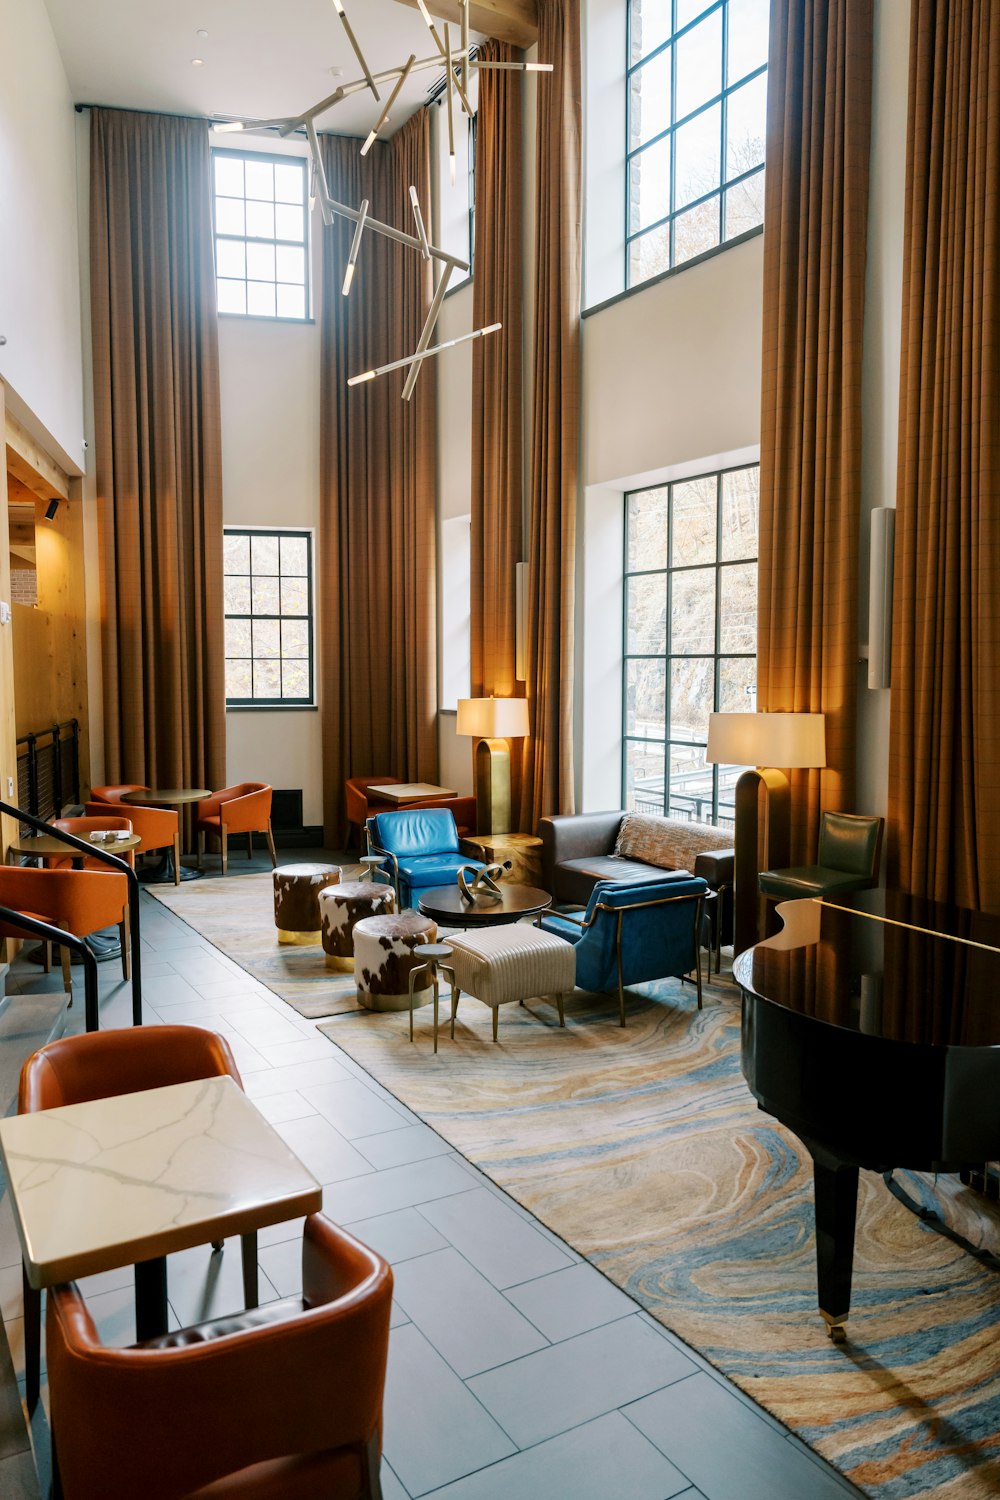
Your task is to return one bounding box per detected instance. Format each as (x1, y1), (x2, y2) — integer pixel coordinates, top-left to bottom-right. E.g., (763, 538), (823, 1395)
(0, 907), (100, 1033)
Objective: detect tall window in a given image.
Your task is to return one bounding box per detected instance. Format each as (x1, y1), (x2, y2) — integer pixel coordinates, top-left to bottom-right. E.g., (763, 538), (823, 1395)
(623, 464), (758, 825)
(627, 0), (768, 289)
(213, 150), (309, 320)
(224, 529), (315, 707)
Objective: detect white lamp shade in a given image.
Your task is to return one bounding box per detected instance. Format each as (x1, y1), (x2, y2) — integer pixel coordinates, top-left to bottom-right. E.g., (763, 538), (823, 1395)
(706, 712), (826, 769)
(456, 696), (530, 739)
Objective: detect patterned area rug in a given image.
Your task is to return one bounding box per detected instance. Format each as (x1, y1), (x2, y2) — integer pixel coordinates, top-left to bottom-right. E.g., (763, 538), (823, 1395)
(151, 876), (1000, 1498)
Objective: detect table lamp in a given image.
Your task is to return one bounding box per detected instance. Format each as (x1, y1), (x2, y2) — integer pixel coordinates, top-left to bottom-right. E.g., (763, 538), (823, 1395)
(456, 696), (530, 836)
(706, 711), (826, 954)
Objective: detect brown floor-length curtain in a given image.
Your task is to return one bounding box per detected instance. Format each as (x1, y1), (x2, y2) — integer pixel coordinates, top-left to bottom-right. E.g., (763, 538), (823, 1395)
(756, 0), (874, 862)
(320, 113), (438, 846)
(519, 0), (582, 831)
(90, 107), (225, 793)
(471, 40), (525, 809)
(888, 0), (1000, 911)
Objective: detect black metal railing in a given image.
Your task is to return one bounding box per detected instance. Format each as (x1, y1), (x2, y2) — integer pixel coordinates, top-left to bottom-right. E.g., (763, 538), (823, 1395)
(0, 906), (100, 1032)
(16, 720), (80, 829)
(1, 799), (142, 1028)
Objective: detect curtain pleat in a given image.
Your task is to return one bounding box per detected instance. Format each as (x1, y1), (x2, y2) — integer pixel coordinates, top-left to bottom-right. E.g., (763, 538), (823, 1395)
(518, 0), (582, 831)
(471, 40), (526, 812)
(319, 114), (439, 847)
(757, 0), (873, 862)
(888, 0), (1000, 911)
(90, 107), (226, 795)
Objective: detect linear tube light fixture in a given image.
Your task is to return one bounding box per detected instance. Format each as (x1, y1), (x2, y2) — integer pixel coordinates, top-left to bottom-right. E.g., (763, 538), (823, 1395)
(410, 186), (431, 259)
(475, 60), (555, 71)
(330, 0), (380, 100)
(361, 53), (415, 156)
(342, 198), (369, 295)
(445, 26), (456, 185)
(348, 323), (502, 386)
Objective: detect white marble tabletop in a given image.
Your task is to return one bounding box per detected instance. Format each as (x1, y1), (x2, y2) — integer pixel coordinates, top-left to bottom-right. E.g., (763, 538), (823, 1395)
(369, 782), (458, 803)
(0, 1076), (322, 1289)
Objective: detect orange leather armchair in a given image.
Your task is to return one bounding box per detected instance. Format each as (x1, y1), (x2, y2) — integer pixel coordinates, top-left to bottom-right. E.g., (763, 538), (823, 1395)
(0, 866), (130, 998)
(196, 782), (276, 875)
(345, 776), (404, 849)
(88, 785), (181, 886)
(46, 1214), (392, 1500)
(19, 1026), (249, 1415)
(50, 816), (136, 870)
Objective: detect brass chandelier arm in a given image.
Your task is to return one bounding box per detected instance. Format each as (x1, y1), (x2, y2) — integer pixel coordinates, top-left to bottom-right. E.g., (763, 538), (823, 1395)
(331, 0), (381, 101)
(401, 261), (454, 401)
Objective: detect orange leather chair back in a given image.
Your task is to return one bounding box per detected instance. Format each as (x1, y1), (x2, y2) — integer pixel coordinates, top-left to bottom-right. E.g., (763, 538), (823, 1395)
(19, 1026), (242, 1114)
(85, 798), (177, 855)
(345, 776), (403, 828)
(0, 866), (128, 941)
(50, 817), (135, 871)
(46, 1215), (392, 1500)
(197, 783), (272, 834)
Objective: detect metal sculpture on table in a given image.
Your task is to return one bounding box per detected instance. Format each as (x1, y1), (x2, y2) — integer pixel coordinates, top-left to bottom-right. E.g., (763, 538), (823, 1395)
(458, 860), (513, 904)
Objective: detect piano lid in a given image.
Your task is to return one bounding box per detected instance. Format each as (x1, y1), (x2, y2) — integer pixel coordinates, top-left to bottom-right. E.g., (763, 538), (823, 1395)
(733, 890), (1000, 1049)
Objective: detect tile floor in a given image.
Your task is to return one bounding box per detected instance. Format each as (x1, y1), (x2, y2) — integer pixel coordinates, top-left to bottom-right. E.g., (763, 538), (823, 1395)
(0, 858), (864, 1499)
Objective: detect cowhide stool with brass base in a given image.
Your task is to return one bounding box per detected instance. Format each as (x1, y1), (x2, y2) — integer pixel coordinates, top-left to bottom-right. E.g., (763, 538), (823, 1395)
(353, 911), (438, 1012)
(319, 881), (396, 970)
(273, 863), (341, 944)
(407, 943), (456, 1054)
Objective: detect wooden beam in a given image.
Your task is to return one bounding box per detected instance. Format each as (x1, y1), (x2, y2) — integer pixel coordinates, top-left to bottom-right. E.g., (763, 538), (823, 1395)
(0, 384), (19, 869)
(394, 0), (537, 50)
(5, 413), (70, 504)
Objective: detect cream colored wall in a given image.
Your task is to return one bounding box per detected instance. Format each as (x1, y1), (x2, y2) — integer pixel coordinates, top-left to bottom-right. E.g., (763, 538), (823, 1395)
(0, 0), (85, 474)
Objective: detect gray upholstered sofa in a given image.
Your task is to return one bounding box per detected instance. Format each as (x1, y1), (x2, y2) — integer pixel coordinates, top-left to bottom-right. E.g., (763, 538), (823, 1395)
(538, 810), (735, 953)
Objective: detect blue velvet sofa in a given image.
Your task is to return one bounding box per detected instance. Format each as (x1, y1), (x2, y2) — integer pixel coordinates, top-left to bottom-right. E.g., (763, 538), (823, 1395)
(539, 874), (708, 1026)
(366, 809), (485, 911)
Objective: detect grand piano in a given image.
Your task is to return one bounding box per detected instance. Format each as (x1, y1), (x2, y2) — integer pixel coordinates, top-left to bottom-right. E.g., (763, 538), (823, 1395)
(734, 889), (1000, 1341)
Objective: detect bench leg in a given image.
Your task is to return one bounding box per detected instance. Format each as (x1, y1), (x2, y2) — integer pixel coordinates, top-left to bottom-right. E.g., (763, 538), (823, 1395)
(556, 992), (565, 1027)
(492, 1006), (499, 1043)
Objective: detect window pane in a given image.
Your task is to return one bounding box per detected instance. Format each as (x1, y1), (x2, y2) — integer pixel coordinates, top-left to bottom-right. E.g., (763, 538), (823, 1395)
(721, 466), (759, 560)
(245, 200), (275, 239)
(719, 654), (757, 713)
(281, 576), (309, 615)
(671, 657), (714, 742)
(626, 658), (666, 738)
(225, 618), (251, 657)
(676, 0), (715, 27)
(282, 660), (310, 698)
(252, 620), (281, 658)
(246, 242), (276, 282)
(244, 159), (274, 201)
(674, 102), (721, 210)
(626, 573), (667, 654)
(281, 620), (310, 658)
(668, 740), (710, 820)
(626, 740), (665, 814)
(252, 576), (280, 615)
(275, 245), (305, 283)
(671, 475), (717, 566)
(224, 576), (250, 614)
(275, 203), (305, 242)
(724, 171), (764, 238)
(728, 0), (769, 84)
(253, 659), (281, 699)
(217, 279), (246, 315)
(674, 198), (721, 263)
(719, 562), (757, 652)
(279, 534), (309, 575)
(247, 281), (276, 317)
(630, 0), (672, 63)
(626, 488), (669, 571)
(726, 72), (767, 180)
(629, 222), (671, 285)
(224, 533), (250, 574)
(274, 162), (303, 205)
(215, 155), (244, 197)
(671, 568), (716, 652)
(251, 534), (279, 574)
(215, 198), (245, 236)
(630, 138), (671, 233)
(674, 10), (722, 119)
(216, 240), (246, 279)
(226, 659), (252, 698)
(630, 52), (671, 149)
(276, 283), (307, 320)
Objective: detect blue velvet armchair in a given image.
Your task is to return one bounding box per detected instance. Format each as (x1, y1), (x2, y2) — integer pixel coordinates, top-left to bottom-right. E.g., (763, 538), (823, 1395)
(366, 809), (486, 911)
(539, 875), (708, 1026)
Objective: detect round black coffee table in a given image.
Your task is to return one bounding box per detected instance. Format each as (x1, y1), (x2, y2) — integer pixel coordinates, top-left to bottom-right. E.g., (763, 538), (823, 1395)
(417, 883), (552, 927)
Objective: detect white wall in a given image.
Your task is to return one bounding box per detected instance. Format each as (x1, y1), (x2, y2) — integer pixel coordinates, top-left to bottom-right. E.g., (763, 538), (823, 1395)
(0, 0), (85, 473)
(435, 281), (475, 793)
(220, 138), (324, 826)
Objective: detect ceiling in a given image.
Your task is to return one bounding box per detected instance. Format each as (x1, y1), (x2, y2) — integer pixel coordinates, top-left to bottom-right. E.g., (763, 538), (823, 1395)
(44, 0), (482, 137)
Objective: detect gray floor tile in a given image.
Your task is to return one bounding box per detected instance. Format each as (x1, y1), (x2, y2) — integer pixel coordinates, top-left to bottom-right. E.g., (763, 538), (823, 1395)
(165, 1241), (277, 1329)
(355, 1123), (454, 1170)
(323, 1155), (478, 1224)
(257, 1237), (301, 1298)
(417, 1188), (574, 1290)
(467, 1316), (696, 1449)
(260, 1037), (343, 1067)
(423, 1410), (690, 1500)
(380, 1460), (410, 1500)
(165, 951), (241, 987)
(393, 1248), (548, 1377)
(0, 1449), (41, 1498)
(271, 1114), (373, 1184)
(382, 1324), (516, 1497)
(223, 1011), (307, 1047)
(257, 1215), (306, 1248)
(624, 1372), (857, 1500)
(242, 1056), (353, 1097)
(504, 1261), (638, 1341)
(342, 1207), (449, 1265)
(301, 1078), (410, 1139)
(251, 1090), (317, 1124)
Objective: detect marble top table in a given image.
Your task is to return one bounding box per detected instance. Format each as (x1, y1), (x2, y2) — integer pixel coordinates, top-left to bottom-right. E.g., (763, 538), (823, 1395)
(0, 1076), (322, 1302)
(121, 788), (211, 807)
(367, 782), (458, 804)
(9, 832), (141, 863)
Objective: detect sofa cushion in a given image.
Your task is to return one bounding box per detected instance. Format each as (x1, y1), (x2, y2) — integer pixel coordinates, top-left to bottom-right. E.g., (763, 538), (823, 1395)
(614, 814), (732, 873)
(555, 856), (678, 907)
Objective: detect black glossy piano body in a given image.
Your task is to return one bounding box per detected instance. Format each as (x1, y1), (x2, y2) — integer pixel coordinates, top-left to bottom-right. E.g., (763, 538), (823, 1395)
(733, 889), (1000, 1338)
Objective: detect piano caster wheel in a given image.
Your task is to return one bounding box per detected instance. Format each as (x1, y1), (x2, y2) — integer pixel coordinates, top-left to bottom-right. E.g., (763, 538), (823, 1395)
(827, 1322), (847, 1344)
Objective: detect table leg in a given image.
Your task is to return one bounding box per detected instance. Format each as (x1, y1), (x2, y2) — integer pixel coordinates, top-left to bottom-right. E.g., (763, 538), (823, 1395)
(241, 1232), (259, 1309)
(134, 1256), (169, 1341)
(812, 1149), (859, 1341)
(22, 1263), (40, 1411)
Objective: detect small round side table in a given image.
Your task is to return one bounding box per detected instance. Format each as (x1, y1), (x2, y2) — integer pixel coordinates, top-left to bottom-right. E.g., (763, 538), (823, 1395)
(408, 943), (457, 1054)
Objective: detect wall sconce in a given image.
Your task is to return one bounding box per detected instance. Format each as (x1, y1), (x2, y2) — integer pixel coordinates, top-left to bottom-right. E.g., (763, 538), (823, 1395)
(456, 695), (530, 835)
(44, 499), (60, 521)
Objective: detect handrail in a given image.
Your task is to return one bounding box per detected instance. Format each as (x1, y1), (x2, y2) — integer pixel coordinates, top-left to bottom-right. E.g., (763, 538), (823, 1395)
(1, 800), (143, 1027)
(0, 905), (100, 1033)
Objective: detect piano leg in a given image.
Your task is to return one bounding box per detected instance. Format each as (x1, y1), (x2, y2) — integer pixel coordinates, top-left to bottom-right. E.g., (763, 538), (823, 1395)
(811, 1149), (859, 1342)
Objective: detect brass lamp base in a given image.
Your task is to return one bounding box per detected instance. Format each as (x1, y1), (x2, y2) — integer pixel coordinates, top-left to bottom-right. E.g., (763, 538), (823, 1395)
(733, 767), (790, 955)
(474, 737), (512, 836)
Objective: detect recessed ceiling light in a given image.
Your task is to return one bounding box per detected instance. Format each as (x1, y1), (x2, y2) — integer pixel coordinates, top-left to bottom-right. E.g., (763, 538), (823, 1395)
(192, 57), (204, 66)
(197, 29), (209, 38)
(329, 67), (344, 77)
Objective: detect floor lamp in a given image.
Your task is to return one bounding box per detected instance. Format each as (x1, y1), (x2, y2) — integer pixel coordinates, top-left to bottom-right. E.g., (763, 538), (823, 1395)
(706, 712), (826, 956)
(456, 697), (530, 836)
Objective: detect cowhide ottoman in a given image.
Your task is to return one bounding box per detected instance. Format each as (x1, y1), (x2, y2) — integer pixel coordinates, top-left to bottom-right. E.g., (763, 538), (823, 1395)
(447, 924), (576, 1041)
(273, 863), (341, 944)
(353, 911), (438, 1012)
(319, 881), (396, 971)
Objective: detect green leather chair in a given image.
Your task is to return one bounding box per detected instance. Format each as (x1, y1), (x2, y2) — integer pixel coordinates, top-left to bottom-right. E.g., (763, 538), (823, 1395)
(758, 811), (884, 900)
